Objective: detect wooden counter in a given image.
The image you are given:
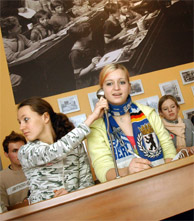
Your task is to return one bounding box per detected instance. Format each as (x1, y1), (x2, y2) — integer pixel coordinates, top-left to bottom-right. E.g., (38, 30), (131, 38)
(1, 155), (193, 220)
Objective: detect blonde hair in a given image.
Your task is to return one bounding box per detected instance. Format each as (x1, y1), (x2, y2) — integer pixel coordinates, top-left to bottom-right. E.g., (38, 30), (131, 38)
(99, 63), (130, 87)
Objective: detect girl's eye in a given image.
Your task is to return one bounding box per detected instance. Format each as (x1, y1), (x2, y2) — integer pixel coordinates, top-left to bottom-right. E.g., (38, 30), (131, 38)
(106, 82), (113, 86)
(120, 81), (126, 85)
(24, 117), (29, 122)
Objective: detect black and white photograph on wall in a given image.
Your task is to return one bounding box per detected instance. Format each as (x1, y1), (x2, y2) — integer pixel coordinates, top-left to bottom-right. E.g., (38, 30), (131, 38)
(182, 108), (194, 122)
(58, 95), (80, 114)
(69, 113), (87, 127)
(135, 95), (159, 113)
(88, 91), (98, 112)
(180, 68), (194, 85)
(159, 80), (184, 104)
(0, 0), (193, 104)
(130, 79), (144, 96)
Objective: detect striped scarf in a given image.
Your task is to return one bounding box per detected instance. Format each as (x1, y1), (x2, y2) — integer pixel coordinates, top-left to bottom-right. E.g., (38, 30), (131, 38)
(104, 96), (164, 168)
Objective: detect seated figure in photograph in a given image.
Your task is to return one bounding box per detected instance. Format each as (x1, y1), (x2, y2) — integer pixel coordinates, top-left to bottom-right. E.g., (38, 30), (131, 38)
(30, 9), (56, 42)
(103, 2), (127, 53)
(118, 0), (142, 29)
(158, 95), (194, 155)
(17, 96), (107, 204)
(69, 22), (101, 89)
(0, 131), (29, 212)
(49, 0), (70, 32)
(87, 63), (176, 183)
(0, 16), (40, 63)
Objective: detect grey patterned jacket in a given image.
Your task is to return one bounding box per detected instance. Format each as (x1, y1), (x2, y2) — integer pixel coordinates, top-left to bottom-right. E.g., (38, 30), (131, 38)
(18, 123), (94, 204)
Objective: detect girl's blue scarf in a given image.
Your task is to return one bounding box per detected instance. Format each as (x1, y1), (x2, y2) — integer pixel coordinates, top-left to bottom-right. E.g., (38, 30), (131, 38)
(104, 96), (163, 166)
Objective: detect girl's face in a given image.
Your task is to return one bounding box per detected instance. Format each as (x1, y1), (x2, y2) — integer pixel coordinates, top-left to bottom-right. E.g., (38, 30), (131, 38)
(55, 5), (64, 14)
(9, 20), (22, 36)
(120, 5), (128, 15)
(102, 69), (131, 106)
(112, 11), (120, 20)
(17, 105), (49, 142)
(39, 15), (49, 27)
(160, 99), (179, 121)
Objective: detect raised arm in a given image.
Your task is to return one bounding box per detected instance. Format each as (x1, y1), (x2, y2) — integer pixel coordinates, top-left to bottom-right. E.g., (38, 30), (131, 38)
(18, 123), (90, 169)
(19, 98), (107, 169)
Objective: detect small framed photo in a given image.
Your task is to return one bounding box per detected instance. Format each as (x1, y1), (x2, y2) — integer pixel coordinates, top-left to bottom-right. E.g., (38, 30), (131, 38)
(69, 114), (87, 127)
(130, 79), (144, 96)
(191, 86), (194, 96)
(182, 108), (194, 120)
(180, 68), (194, 85)
(135, 95), (159, 113)
(58, 95), (80, 114)
(159, 80), (184, 104)
(88, 92), (98, 112)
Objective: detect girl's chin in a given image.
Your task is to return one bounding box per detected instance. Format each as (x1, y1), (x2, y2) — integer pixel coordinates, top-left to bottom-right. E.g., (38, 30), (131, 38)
(109, 101), (124, 106)
(167, 117), (178, 121)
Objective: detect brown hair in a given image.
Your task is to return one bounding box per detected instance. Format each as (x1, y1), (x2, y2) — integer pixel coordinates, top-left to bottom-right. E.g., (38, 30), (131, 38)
(34, 10), (51, 23)
(50, 0), (64, 10)
(99, 63), (130, 87)
(0, 16), (19, 37)
(2, 131), (26, 153)
(104, 3), (118, 15)
(158, 95), (180, 113)
(18, 97), (74, 141)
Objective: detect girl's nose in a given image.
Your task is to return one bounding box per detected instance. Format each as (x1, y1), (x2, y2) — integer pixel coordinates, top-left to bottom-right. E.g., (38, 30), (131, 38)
(19, 122), (25, 131)
(114, 82), (120, 90)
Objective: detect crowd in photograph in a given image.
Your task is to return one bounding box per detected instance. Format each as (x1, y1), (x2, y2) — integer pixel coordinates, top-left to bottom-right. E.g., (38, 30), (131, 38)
(0, 0), (168, 90)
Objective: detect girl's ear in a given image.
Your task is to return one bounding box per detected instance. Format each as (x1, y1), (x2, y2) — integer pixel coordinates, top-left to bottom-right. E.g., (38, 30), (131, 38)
(43, 112), (50, 123)
(4, 151), (9, 159)
(128, 82), (131, 94)
(159, 111), (163, 118)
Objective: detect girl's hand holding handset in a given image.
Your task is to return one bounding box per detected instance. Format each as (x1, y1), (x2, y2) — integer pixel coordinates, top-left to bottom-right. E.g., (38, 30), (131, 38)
(84, 97), (108, 127)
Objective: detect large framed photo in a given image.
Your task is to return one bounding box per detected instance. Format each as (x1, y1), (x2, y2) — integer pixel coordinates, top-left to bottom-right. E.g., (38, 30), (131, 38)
(135, 95), (159, 113)
(69, 114), (87, 127)
(88, 92), (98, 112)
(182, 108), (194, 120)
(1, 1), (193, 105)
(58, 95), (80, 114)
(159, 80), (184, 104)
(180, 68), (194, 85)
(130, 79), (144, 96)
